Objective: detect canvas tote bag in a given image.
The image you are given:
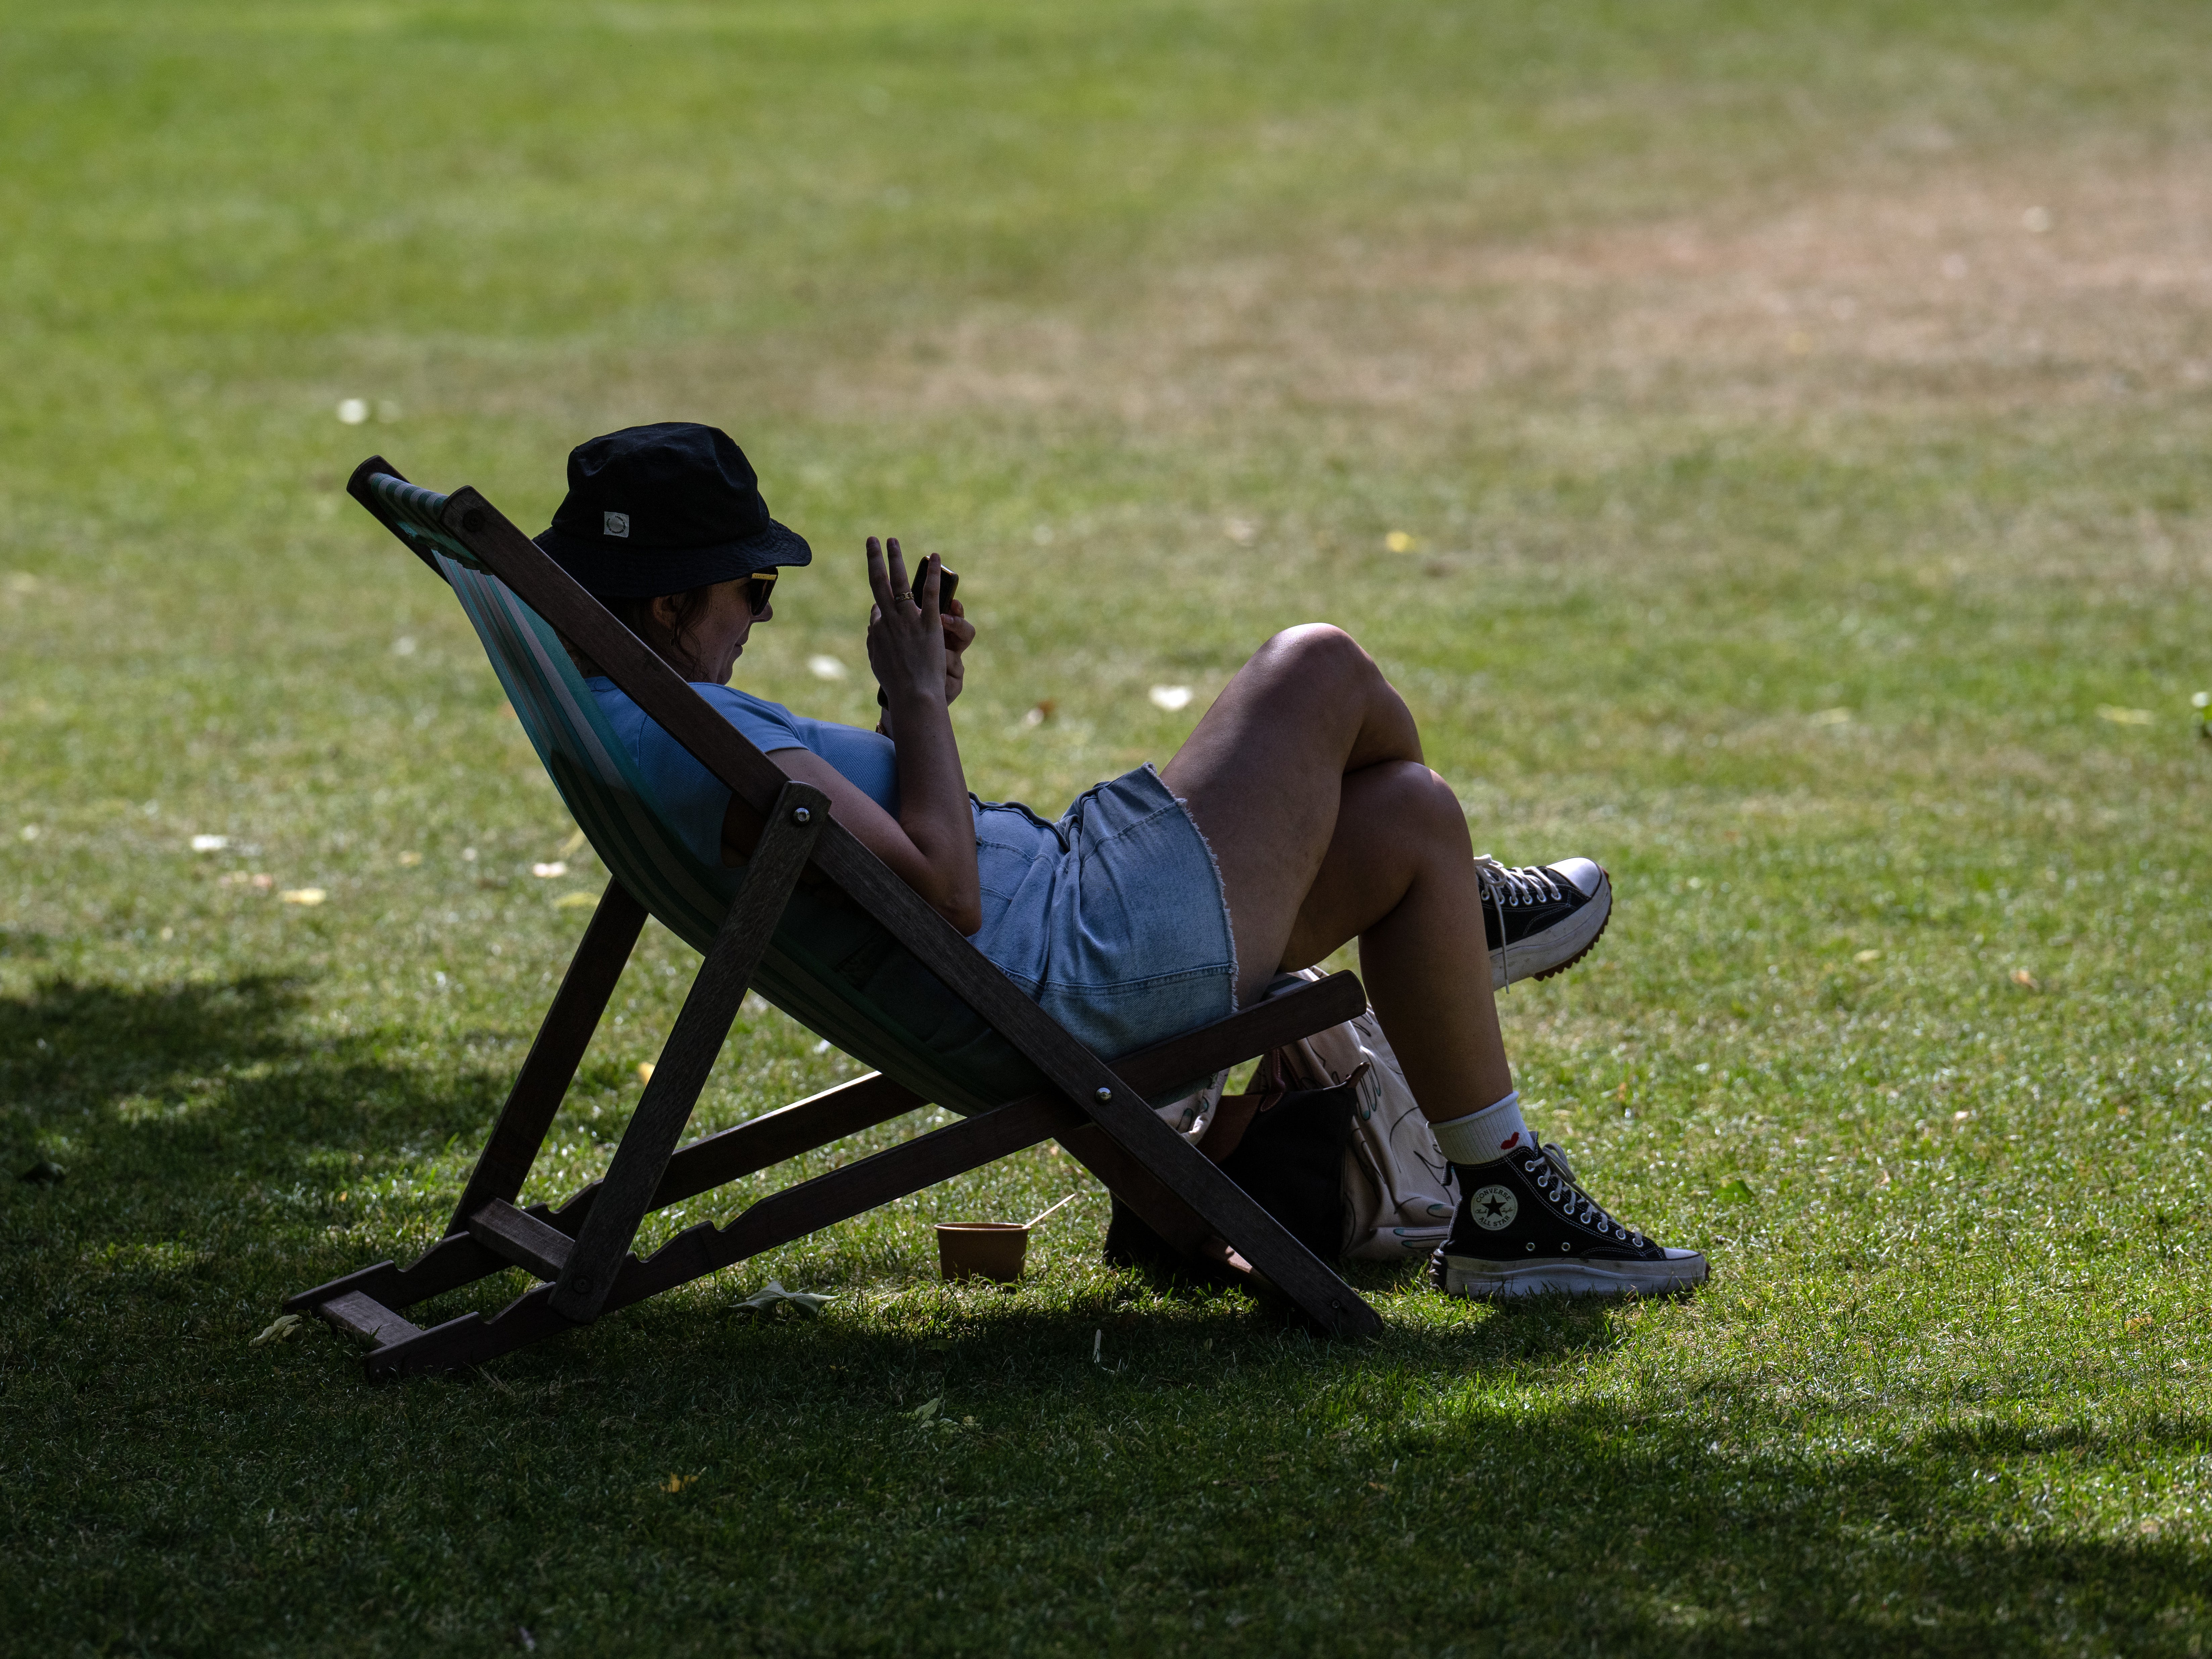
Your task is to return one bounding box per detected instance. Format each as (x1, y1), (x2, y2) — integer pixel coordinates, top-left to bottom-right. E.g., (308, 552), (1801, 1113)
(1142, 969), (1460, 1263)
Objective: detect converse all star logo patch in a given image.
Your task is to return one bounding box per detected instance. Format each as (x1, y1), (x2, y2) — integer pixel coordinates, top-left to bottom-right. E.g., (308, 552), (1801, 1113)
(1470, 1184), (1518, 1231)
(603, 511), (630, 538)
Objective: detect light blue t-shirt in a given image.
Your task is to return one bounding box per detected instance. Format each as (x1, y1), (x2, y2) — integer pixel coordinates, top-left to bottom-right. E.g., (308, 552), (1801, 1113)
(582, 676), (1235, 1071)
(587, 677), (899, 868)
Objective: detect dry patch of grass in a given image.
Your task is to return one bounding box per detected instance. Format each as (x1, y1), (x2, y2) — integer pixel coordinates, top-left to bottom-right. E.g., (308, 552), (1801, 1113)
(795, 143), (2212, 427)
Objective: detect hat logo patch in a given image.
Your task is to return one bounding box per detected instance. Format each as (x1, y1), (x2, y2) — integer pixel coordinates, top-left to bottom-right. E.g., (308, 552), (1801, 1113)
(603, 511), (630, 539)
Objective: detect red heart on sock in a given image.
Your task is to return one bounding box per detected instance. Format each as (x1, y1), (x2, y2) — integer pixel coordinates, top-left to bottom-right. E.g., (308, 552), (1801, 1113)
(1500, 1131), (1521, 1150)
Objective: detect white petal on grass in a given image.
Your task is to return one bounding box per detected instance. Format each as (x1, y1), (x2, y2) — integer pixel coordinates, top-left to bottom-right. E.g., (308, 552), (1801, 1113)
(1148, 685), (1194, 712)
(531, 861), (567, 878)
(191, 834), (229, 852)
(280, 888), (327, 906)
(336, 398), (369, 425)
(19, 824), (42, 842)
(807, 655), (848, 681)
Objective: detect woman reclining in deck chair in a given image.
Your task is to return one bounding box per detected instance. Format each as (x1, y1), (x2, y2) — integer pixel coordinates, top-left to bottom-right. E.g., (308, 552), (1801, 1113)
(537, 423), (1705, 1300)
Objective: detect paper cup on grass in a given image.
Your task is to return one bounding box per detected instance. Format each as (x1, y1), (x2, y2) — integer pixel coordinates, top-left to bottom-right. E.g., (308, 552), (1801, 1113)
(935, 1223), (1030, 1284)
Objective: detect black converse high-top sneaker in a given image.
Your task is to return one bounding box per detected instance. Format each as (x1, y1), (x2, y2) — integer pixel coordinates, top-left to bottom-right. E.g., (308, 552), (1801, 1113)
(1479, 856), (1612, 989)
(1429, 1140), (1707, 1299)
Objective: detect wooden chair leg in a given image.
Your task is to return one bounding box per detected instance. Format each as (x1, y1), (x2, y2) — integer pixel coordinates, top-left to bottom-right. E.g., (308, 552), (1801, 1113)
(296, 972), (1374, 1372)
(548, 781), (826, 1323)
(284, 1070), (925, 1317)
(442, 878), (648, 1238)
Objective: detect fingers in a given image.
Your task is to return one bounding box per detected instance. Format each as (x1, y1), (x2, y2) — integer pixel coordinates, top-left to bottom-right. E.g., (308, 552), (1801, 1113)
(885, 537), (911, 605)
(916, 550), (940, 621)
(868, 537), (936, 614)
(865, 536), (893, 613)
(942, 612), (976, 653)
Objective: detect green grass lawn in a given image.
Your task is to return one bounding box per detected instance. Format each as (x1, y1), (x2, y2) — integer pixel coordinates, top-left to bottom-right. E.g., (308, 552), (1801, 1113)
(4, 0), (2211, 1652)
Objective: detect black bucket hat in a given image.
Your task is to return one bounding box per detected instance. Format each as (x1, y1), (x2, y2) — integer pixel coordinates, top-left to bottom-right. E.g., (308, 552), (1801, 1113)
(533, 422), (811, 598)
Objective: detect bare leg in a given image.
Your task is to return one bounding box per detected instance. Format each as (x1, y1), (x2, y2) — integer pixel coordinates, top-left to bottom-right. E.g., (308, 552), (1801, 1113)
(1162, 627), (1512, 1119)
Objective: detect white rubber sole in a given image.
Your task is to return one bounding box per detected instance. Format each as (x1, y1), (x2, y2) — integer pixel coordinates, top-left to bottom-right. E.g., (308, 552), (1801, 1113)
(1434, 1246), (1708, 1300)
(1491, 865), (1613, 989)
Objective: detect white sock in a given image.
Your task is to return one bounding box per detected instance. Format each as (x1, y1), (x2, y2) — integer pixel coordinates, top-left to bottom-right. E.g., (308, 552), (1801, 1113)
(1428, 1090), (1528, 1167)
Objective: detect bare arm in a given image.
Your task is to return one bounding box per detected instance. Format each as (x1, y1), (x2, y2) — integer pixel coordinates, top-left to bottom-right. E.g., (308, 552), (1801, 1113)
(721, 539), (980, 935)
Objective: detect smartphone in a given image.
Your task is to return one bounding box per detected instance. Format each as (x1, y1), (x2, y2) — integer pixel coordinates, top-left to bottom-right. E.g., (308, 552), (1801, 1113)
(936, 568), (959, 610)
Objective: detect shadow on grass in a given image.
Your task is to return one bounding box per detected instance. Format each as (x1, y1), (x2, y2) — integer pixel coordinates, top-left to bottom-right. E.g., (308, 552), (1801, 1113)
(0, 973), (506, 1239)
(3, 980), (2207, 1651)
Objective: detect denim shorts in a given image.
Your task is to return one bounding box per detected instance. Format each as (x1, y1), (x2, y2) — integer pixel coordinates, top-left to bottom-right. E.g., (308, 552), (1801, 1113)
(969, 765), (1238, 1060)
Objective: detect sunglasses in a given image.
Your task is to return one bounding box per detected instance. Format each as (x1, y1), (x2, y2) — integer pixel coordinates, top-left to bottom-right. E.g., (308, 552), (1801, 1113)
(743, 569), (778, 615)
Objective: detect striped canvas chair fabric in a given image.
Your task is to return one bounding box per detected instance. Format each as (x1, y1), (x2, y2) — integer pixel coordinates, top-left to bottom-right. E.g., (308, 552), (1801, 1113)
(366, 474), (1043, 1117)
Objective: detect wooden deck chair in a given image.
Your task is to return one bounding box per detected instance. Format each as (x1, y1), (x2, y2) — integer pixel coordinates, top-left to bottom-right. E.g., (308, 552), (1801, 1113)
(285, 457), (1382, 1379)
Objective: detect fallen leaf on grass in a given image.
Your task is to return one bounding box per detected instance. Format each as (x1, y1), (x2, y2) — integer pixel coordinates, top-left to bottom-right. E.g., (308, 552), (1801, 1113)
(280, 888), (326, 906)
(1715, 1179), (1758, 1205)
(2011, 968), (2041, 989)
(661, 1473), (698, 1493)
(250, 1313), (305, 1347)
(1854, 949), (1882, 963)
(732, 1280), (834, 1320)
(905, 1395), (943, 1424)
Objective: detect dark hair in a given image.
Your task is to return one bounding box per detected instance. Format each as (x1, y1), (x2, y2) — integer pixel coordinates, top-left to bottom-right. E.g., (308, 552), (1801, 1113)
(562, 584), (717, 677)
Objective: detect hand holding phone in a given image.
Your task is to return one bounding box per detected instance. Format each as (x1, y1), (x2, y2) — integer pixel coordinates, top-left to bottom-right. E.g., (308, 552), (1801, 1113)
(877, 566), (968, 722)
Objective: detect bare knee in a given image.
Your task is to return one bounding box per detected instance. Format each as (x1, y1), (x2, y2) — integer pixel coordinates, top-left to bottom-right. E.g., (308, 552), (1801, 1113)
(1363, 761), (1469, 844)
(1264, 624), (1375, 687)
